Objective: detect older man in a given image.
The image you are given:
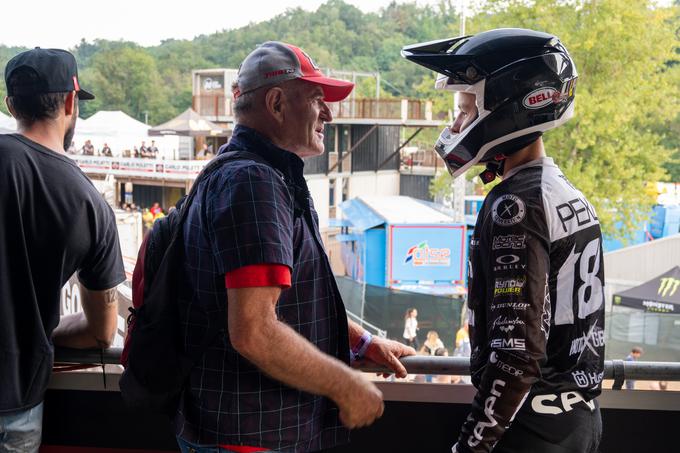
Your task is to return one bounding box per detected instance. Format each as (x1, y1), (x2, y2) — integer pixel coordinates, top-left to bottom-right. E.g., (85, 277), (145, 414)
(175, 42), (414, 453)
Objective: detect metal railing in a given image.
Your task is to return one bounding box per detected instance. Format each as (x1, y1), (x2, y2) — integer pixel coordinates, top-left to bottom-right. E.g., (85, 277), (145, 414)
(346, 310), (387, 338)
(54, 347), (680, 390)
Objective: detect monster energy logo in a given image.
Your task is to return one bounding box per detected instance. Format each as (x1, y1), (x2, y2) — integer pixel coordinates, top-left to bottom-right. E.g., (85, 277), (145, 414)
(658, 278), (680, 298)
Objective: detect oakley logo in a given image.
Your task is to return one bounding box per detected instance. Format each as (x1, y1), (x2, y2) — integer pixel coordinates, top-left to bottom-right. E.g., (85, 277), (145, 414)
(496, 255), (520, 265)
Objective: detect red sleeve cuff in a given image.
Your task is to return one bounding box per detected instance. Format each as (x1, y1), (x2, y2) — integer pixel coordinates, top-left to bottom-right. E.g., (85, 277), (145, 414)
(225, 264), (291, 289)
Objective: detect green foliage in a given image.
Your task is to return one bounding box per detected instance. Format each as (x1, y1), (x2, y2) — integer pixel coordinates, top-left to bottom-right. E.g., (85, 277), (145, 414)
(431, 0), (680, 239)
(0, 0), (676, 241)
(0, 45), (28, 114)
(78, 45), (173, 124)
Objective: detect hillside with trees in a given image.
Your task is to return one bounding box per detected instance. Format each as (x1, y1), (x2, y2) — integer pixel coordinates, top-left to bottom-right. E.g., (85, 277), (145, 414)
(0, 0), (678, 238)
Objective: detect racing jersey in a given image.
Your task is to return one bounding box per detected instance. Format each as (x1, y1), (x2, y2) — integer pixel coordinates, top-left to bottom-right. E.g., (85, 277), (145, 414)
(457, 157), (605, 453)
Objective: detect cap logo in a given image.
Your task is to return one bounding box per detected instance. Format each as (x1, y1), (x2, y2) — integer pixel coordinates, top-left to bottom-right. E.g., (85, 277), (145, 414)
(264, 68), (295, 79)
(523, 87), (558, 109)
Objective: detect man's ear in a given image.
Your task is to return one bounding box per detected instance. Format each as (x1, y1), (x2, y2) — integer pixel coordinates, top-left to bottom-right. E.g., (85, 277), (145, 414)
(4, 96), (15, 118)
(64, 91), (77, 116)
(265, 87), (285, 124)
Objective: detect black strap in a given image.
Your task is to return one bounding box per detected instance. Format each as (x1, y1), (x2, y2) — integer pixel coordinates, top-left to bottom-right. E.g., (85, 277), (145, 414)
(170, 151), (270, 242)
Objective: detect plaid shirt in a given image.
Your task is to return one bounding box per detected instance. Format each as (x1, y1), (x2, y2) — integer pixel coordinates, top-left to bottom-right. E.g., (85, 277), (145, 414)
(175, 125), (350, 452)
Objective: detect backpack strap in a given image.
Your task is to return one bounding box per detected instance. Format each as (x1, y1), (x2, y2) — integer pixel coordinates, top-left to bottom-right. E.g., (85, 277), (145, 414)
(174, 151), (271, 232)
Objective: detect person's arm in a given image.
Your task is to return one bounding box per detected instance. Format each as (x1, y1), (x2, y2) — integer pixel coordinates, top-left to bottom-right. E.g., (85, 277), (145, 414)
(347, 319), (415, 378)
(227, 286), (384, 429)
(52, 286), (119, 348)
(455, 204), (550, 453)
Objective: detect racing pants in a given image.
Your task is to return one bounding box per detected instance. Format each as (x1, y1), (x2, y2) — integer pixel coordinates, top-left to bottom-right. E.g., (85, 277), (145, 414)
(493, 395), (602, 453)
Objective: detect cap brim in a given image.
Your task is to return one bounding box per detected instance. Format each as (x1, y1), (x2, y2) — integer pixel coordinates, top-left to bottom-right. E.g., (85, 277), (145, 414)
(78, 89), (95, 101)
(301, 76), (354, 102)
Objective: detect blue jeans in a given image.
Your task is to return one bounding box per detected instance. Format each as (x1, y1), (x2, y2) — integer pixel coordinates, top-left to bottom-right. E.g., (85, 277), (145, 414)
(0, 402), (43, 453)
(177, 436), (280, 453)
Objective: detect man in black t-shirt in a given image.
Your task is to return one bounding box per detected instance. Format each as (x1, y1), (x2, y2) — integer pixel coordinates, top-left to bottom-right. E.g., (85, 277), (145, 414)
(0, 48), (126, 452)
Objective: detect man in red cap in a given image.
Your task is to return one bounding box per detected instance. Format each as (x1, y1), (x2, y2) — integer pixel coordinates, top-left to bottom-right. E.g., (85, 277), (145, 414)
(174, 42), (414, 453)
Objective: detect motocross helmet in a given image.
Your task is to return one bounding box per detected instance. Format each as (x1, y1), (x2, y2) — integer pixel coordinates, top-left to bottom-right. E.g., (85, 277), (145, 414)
(401, 28), (577, 181)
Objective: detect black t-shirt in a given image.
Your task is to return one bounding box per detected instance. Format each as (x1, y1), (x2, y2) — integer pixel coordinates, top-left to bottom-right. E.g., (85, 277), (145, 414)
(0, 134), (126, 413)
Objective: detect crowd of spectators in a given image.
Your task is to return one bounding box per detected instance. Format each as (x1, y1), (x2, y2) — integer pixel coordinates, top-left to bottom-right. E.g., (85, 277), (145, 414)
(401, 307), (472, 385)
(119, 201), (173, 232)
(67, 140), (160, 158)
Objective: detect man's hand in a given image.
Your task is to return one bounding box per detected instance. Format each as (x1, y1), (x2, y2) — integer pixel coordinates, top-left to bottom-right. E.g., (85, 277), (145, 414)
(334, 370), (384, 429)
(362, 337), (416, 379)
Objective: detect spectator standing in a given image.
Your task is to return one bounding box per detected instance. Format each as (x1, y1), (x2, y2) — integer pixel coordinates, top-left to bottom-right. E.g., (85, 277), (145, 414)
(454, 321), (471, 357)
(453, 321), (471, 384)
(141, 208), (154, 230)
(403, 307), (420, 350)
(0, 48), (125, 452)
(197, 143), (213, 160)
(148, 140), (159, 158)
(149, 202), (162, 216)
(81, 139), (94, 155)
(420, 330), (445, 356)
(624, 346), (644, 390)
(102, 142), (112, 157)
(174, 41), (414, 453)
(139, 140), (149, 158)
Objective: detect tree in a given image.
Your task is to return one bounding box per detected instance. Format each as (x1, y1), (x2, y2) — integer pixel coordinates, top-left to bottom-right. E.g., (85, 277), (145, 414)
(79, 45), (173, 124)
(0, 45), (28, 115)
(430, 0), (680, 239)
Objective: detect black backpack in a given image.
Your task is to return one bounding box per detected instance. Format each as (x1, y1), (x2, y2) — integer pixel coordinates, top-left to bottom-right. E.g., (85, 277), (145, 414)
(119, 150), (269, 415)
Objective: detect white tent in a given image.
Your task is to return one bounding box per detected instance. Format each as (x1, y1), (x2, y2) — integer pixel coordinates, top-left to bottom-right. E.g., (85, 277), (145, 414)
(0, 111), (16, 132)
(74, 110), (179, 158)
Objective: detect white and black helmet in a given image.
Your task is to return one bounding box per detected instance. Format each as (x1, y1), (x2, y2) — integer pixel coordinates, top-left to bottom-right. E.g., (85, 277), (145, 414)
(402, 28), (577, 180)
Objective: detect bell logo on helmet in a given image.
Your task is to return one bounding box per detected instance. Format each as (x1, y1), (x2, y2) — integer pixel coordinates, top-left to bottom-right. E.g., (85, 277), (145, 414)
(523, 87), (559, 109)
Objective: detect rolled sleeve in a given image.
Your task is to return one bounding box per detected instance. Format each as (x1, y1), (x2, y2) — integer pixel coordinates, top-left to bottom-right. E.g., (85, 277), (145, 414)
(206, 163), (294, 275)
(225, 264), (292, 289)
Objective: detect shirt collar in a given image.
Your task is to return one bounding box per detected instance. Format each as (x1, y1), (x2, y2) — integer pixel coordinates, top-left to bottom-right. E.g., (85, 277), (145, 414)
(503, 156), (556, 180)
(221, 124), (305, 185)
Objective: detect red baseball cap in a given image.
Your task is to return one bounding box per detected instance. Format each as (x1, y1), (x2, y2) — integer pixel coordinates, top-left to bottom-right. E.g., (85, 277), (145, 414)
(236, 41), (354, 102)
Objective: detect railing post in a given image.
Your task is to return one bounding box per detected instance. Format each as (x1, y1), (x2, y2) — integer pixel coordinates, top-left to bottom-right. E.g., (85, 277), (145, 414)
(425, 101), (433, 121)
(401, 99), (408, 121)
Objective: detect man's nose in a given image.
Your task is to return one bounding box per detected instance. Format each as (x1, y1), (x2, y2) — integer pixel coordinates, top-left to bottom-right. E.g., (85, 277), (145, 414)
(450, 114), (464, 133)
(321, 101), (333, 122)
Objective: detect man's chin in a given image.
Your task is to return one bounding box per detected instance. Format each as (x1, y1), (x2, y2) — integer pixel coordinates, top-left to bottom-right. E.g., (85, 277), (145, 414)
(295, 145), (325, 158)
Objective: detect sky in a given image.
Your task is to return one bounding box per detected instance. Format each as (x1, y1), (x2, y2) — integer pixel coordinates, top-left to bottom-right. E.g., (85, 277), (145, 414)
(0, 0), (449, 50)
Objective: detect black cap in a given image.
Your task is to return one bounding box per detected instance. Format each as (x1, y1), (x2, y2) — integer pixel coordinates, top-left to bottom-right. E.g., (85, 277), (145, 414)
(4, 48), (94, 100)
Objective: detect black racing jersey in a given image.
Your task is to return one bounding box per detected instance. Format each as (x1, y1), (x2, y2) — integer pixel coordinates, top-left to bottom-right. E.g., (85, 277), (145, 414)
(457, 157), (605, 453)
